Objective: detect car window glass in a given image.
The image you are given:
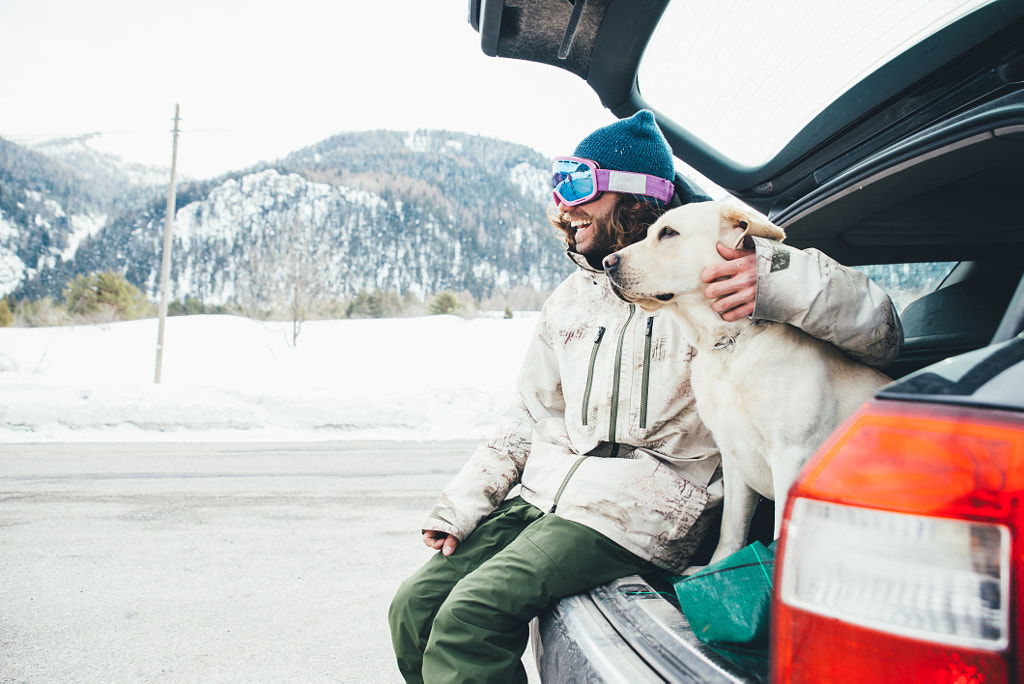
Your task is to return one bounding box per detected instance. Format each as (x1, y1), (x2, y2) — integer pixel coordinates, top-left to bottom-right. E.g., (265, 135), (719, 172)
(854, 263), (957, 313)
(638, 0), (994, 166)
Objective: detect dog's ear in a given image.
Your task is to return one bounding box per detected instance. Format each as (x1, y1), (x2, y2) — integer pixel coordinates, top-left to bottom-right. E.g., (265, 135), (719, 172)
(719, 205), (786, 250)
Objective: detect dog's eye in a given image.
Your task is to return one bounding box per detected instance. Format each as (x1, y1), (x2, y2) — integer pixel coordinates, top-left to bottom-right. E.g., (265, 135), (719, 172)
(658, 226), (678, 240)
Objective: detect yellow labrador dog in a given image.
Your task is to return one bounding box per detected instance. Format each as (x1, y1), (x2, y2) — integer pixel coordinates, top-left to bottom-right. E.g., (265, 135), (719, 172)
(604, 201), (890, 573)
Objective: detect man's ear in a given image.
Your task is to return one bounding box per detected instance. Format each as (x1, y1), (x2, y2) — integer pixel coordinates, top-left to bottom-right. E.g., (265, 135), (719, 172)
(719, 204), (786, 249)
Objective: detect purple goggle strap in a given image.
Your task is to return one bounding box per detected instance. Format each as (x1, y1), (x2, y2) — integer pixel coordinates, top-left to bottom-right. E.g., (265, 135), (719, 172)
(593, 168), (674, 205)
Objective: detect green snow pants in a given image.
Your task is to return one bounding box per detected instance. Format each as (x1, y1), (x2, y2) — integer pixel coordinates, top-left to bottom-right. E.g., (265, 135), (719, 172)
(388, 497), (654, 684)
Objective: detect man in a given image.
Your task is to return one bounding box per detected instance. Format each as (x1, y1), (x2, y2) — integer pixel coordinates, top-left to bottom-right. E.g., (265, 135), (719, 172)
(389, 111), (901, 683)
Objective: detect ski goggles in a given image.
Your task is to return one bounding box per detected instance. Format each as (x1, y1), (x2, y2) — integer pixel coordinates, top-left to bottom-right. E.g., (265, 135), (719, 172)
(551, 156), (674, 207)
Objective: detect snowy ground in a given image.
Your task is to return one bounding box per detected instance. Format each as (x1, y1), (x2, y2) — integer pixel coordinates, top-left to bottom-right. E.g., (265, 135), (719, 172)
(0, 313), (537, 444)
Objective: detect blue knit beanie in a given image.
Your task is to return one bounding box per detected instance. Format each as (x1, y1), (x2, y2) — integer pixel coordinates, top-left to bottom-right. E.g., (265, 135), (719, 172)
(573, 110), (675, 197)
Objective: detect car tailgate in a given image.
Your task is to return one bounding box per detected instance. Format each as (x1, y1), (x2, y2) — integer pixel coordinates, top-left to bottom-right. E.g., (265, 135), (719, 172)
(533, 575), (762, 683)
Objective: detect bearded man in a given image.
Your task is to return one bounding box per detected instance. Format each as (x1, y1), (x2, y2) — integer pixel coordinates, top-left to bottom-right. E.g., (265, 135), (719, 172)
(389, 110), (902, 684)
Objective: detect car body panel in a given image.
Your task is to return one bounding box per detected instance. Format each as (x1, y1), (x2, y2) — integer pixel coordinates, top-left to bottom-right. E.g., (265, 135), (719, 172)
(881, 335), (1024, 411)
(533, 576), (755, 683)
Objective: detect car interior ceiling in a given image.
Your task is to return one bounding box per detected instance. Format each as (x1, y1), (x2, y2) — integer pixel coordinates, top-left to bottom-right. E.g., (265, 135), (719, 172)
(781, 129), (1024, 263)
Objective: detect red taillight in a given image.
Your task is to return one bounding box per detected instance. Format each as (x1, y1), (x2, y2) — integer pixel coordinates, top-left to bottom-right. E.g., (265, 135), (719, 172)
(773, 606), (1009, 683)
(772, 400), (1023, 683)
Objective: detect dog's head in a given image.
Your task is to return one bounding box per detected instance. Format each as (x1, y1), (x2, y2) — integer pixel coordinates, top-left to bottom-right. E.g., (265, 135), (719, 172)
(603, 201), (785, 310)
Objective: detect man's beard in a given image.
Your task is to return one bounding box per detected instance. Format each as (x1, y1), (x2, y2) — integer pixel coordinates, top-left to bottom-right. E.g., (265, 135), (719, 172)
(570, 209), (617, 264)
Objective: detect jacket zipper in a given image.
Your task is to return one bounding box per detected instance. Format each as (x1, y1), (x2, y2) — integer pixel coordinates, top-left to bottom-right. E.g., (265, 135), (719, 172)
(608, 304), (636, 444)
(641, 316), (654, 429)
(581, 326), (606, 426)
(553, 307), (637, 514)
(549, 454), (589, 514)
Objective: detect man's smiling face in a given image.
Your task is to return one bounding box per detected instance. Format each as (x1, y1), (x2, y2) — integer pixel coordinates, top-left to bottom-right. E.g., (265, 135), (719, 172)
(559, 191), (620, 260)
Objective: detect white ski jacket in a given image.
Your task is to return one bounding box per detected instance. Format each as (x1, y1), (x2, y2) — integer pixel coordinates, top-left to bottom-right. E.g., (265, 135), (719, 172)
(425, 241), (903, 573)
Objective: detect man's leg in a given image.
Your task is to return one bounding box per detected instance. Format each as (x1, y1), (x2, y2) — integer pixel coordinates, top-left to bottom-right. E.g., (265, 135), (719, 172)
(388, 498), (544, 684)
(422, 513), (654, 684)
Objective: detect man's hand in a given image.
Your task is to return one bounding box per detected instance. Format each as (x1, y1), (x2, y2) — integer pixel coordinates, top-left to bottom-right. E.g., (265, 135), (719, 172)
(423, 530), (459, 556)
(702, 244), (757, 321)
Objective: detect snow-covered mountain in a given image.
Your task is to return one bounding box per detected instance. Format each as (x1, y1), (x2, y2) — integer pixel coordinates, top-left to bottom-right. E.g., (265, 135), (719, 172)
(30, 134), (170, 188)
(1, 130), (572, 308)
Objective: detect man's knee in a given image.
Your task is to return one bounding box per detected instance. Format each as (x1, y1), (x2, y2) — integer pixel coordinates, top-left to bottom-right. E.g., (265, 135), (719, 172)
(429, 590), (471, 637)
(387, 579), (409, 635)
(389, 571), (434, 639)
(390, 573), (440, 683)
(431, 579), (523, 639)
(424, 589), (530, 684)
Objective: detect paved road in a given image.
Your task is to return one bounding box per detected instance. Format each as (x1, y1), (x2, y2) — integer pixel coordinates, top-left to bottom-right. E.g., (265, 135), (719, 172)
(0, 440), (539, 683)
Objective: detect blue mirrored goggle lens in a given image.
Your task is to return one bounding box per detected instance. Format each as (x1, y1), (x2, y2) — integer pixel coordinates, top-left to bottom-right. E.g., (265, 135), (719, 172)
(552, 160), (595, 203)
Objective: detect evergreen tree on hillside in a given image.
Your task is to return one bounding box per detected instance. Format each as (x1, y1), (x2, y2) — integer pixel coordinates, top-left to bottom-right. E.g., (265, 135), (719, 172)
(63, 270), (150, 321)
(429, 292), (461, 316)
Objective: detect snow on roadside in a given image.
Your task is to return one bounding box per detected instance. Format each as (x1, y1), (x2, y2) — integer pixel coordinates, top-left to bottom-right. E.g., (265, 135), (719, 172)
(0, 313), (537, 443)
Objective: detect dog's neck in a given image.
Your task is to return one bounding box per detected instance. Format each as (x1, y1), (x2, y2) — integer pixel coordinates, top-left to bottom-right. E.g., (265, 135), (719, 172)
(666, 293), (771, 352)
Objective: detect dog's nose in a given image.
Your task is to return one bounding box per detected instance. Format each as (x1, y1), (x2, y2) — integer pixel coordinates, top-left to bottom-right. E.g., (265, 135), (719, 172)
(603, 253), (619, 272)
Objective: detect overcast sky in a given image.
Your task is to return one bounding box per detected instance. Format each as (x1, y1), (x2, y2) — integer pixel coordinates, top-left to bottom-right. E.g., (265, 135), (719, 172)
(0, 0), (616, 178)
(1, 0), (986, 181)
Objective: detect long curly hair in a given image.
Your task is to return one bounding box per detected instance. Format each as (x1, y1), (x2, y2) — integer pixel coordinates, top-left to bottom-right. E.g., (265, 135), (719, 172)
(548, 195), (664, 254)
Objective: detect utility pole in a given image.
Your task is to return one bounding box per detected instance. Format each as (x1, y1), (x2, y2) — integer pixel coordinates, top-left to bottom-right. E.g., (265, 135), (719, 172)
(154, 104), (181, 384)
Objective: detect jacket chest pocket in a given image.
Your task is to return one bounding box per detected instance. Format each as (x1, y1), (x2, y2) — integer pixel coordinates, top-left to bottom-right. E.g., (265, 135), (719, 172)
(629, 316), (697, 441)
(581, 305), (638, 442)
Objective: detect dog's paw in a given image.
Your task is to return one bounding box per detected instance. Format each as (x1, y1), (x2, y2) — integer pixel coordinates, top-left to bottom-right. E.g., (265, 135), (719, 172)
(680, 564), (707, 577)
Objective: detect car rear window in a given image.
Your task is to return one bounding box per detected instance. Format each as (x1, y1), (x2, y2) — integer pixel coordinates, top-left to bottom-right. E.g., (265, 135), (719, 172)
(638, 0), (994, 166)
(855, 262), (956, 313)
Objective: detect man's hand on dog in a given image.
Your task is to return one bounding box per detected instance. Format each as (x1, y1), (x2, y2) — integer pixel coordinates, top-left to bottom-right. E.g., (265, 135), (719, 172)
(702, 244), (757, 321)
(423, 530), (459, 556)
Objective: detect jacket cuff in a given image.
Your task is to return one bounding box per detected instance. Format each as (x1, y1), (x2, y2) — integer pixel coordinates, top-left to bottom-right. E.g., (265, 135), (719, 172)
(422, 515), (462, 540)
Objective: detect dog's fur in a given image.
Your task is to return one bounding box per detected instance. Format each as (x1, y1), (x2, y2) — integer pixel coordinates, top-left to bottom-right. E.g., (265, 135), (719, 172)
(604, 201), (890, 573)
